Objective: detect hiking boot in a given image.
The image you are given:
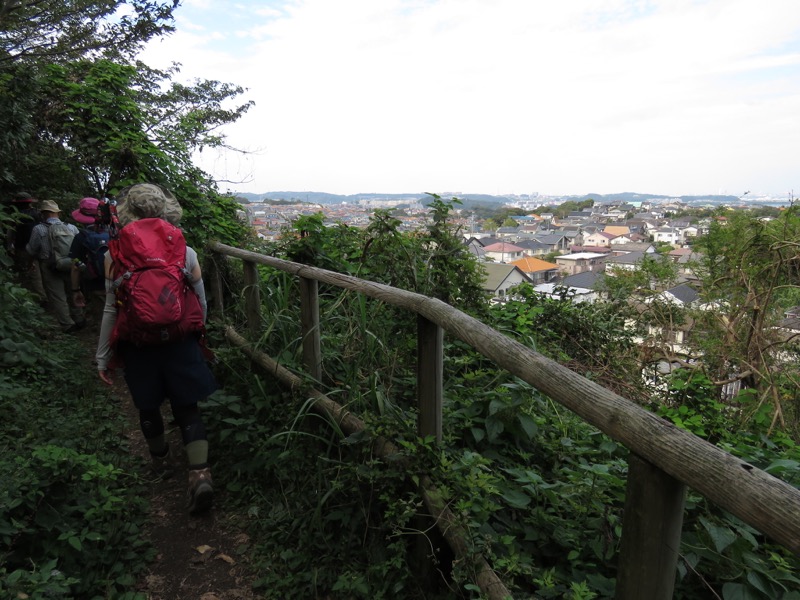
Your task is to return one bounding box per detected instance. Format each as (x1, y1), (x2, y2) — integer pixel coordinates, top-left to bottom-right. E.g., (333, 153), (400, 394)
(151, 444), (176, 480)
(187, 467), (213, 515)
(64, 320), (87, 334)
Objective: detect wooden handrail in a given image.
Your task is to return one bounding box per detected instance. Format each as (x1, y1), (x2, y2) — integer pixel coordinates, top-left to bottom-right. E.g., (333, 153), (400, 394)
(208, 241), (800, 596)
(223, 325), (512, 600)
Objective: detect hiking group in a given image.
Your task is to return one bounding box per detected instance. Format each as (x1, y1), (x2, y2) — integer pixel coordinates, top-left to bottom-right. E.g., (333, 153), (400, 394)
(5, 184), (217, 516)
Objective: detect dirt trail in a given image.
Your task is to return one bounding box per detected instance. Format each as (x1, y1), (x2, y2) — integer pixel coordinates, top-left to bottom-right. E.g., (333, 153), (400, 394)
(75, 299), (258, 600)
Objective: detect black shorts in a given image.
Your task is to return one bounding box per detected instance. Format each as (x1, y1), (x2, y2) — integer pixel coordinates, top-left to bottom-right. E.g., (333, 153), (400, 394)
(118, 335), (218, 411)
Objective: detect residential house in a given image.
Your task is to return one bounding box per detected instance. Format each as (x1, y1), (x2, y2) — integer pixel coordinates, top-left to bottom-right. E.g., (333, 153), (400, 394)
(610, 234), (636, 245)
(776, 306), (800, 340)
(465, 238), (487, 261)
(534, 271), (605, 303)
(655, 283), (700, 306)
(495, 225), (521, 239)
(609, 241), (657, 255)
(514, 239), (555, 257)
(532, 233), (571, 254)
(651, 226), (683, 246)
(569, 244), (613, 255)
(604, 225), (631, 238)
(605, 250), (648, 273)
(583, 230), (618, 248)
(483, 242), (526, 263)
(565, 210), (592, 224)
(511, 257), (559, 284)
(481, 263), (531, 300)
(555, 252), (607, 276)
(624, 218), (651, 236)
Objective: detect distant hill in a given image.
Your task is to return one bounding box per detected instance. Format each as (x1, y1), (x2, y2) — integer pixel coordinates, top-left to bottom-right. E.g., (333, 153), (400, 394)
(231, 190), (743, 206)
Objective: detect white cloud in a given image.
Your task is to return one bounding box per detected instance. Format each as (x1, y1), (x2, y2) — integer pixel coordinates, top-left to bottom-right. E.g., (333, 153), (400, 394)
(139, 0), (800, 197)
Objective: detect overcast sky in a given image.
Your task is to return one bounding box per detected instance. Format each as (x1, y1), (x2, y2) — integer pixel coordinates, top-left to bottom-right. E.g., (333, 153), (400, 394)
(139, 0), (800, 199)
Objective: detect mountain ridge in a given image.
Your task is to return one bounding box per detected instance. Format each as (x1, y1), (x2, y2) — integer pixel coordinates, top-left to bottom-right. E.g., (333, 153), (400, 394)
(232, 191), (744, 206)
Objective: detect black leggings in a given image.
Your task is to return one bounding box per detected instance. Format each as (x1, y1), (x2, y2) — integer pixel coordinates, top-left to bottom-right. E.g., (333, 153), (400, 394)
(139, 404), (207, 446)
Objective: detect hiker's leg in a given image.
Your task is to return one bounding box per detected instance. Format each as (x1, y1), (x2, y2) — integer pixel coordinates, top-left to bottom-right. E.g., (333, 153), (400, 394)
(162, 335), (217, 469)
(119, 342), (170, 463)
(39, 262), (72, 327)
(161, 336), (217, 514)
(171, 403), (208, 468)
(62, 272), (85, 324)
(139, 407), (168, 457)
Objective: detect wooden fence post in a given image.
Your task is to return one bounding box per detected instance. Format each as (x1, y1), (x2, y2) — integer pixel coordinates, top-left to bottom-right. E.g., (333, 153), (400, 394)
(417, 315), (443, 443)
(300, 276), (321, 381)
(207, 252), (224, 318)
(615, 453), (686, 600)
(242, 260), (261, 341)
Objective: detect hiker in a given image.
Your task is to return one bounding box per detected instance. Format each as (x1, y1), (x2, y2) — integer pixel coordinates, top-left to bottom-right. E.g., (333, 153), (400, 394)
(5, 192), (46, 299)
(25, 199), (86, 332)
(69, 197), (110, 309)
(95, 183), (217, 516)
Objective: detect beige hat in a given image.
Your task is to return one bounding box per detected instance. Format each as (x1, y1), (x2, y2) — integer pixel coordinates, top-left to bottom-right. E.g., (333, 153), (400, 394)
(39, 200), (61, 213)
(115, 183), (183, 226)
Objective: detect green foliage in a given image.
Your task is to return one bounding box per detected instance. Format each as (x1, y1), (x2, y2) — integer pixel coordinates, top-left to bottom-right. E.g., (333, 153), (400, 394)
(690, 207), (800, 429)
(656, 370), (731, 442)
(601, 252), (679, 302)
(202, 205), (800, 599)
(487, 282), (645, 400)
(1, 23), (254, 254)
(534, 199), (594, 219)
(0, 0), (178, 65)
(0, 251), (152, 599)
(201, 386), (431, 599)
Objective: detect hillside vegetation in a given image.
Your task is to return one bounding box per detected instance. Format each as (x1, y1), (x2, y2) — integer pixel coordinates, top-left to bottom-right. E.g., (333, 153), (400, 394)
(2, 4), (800, 598)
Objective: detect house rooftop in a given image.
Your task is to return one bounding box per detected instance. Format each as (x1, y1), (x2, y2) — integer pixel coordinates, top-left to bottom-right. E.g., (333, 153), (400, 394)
(557, 252), (607, 260)
(483, 242), (526, 253)
(511, 257), (559, 272)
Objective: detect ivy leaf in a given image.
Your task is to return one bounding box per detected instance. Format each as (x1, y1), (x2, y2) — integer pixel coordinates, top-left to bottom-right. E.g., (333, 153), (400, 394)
(764, 459), (800, 475)
(516, 414), (538, 440)
(500, 488), (531, 509)
(700, 517), (737, 553)
(485, 416), (504, 443)
(721, 582), (760, 600)
(745, 571), (771, 597)
(470, 427), (485, 443)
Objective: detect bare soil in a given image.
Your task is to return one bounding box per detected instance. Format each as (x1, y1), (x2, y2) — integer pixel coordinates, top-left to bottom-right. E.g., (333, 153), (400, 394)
(76, 298), (259, 600)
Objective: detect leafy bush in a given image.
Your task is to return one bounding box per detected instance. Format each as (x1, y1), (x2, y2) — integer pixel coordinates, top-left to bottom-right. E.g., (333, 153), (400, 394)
(203, 202), (800, 598)
(0, 237), (152, 600)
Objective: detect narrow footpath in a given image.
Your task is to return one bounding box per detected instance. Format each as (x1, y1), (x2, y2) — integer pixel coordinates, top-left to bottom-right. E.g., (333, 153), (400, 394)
(75, 300), (258, 600)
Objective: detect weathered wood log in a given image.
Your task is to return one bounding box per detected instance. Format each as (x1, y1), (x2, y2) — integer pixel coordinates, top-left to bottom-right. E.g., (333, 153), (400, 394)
(210, 241), (800, 556)
(224, 325), (513, 600)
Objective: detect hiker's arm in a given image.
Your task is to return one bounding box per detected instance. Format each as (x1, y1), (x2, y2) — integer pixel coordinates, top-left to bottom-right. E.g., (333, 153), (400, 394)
(186, 247), (207, 321)
(25, 225), (42, 258)
(96, 254), (117, 382)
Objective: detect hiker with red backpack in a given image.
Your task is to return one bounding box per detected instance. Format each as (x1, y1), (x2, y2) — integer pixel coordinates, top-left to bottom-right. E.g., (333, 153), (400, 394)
(95, 183), (217, 516)
(25, 199), (86, 333)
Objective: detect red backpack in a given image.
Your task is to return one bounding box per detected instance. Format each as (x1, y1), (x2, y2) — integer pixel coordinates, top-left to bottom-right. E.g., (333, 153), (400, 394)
(108, 218), (205, 347)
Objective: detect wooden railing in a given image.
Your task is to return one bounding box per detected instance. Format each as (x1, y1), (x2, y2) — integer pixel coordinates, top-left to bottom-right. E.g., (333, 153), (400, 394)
(208, 241), (800, 600)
